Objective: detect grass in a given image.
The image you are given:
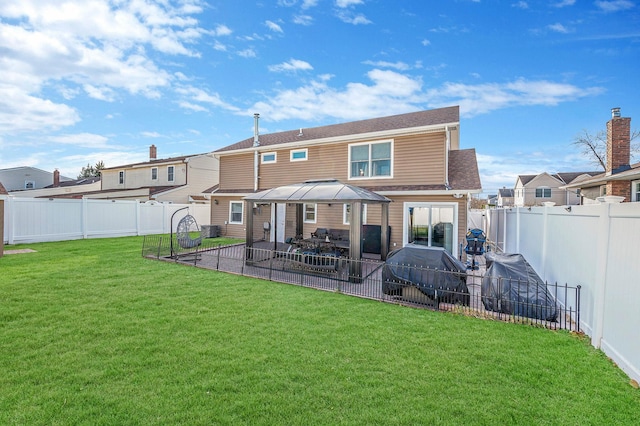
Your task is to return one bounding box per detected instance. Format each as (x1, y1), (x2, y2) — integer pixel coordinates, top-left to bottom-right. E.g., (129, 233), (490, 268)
(1, 236), (638, 425)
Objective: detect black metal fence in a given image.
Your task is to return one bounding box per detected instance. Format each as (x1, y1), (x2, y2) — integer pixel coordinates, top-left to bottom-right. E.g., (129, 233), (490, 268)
(142, 236), (581, 331)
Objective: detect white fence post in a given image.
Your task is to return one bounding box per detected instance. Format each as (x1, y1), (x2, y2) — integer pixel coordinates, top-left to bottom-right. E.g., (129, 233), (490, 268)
(591, 202), (611, 349)
(82, 197), (88, 239)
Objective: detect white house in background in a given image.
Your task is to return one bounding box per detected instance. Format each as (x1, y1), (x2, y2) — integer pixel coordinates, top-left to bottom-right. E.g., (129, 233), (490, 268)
(97, 145), (219, 203)
(0, 167), (72, 192)
(497, 187), (514, 207)
(514, 171), (600, 207)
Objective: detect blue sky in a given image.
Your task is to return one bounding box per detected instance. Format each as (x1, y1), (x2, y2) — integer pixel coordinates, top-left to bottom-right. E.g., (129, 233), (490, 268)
(1, 0), (638, 194)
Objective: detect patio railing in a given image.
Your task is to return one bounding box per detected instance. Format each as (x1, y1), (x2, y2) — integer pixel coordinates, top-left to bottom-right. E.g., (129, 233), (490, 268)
(142, 236), (581, 331)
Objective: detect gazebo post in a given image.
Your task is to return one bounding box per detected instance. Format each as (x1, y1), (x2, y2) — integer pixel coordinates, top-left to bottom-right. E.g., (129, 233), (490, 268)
(295, 203), (304, 237)
(349, 201), (363, 283)
(245, 200), (254, 260)
(381, 203), (389, 260)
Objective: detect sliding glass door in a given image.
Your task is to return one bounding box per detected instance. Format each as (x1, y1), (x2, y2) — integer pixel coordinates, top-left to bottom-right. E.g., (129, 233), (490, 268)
(404, 202), (458, 256)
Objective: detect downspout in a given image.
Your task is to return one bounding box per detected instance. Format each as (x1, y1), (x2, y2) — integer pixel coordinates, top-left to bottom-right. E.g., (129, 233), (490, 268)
(444, 126), (451, 190)
(253, 113), (260, 192)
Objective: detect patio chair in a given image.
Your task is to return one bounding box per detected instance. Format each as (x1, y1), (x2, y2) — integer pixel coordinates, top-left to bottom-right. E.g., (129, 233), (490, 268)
(176, 214), (203, 249)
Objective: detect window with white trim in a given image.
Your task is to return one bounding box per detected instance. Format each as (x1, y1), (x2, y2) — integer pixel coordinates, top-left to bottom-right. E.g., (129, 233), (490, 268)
(304, 203), (317, 223)
(349, 140), (392, 179)
(118, 171), (125, 184)
(261, 152), (277, 164)
(290, 148), (308, 162)
(25, 181), (35, 189)
(633, 180), (640, 202)
(167, 166), (174, 182)
(151, 167), (158, 180)
(535, 187), (551, 198)
(343, 203), (368, 225)
(229, 201), (244, 224)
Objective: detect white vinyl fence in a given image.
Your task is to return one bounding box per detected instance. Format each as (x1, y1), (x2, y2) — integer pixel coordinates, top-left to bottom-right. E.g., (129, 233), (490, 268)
(483, 202), (640, 384)
(1, 196), (210, 244)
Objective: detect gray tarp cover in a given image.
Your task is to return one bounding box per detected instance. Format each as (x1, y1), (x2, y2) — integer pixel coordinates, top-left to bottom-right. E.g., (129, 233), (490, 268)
(382, 244), (469, 305)
(482, 252), (558, 321)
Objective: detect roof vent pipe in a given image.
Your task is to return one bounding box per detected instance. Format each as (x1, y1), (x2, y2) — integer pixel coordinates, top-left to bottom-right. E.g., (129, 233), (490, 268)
(253, 113), (260, 147)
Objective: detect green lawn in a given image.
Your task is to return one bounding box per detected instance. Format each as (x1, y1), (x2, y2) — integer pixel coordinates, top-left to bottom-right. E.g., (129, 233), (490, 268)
(1, 237), (638, 425)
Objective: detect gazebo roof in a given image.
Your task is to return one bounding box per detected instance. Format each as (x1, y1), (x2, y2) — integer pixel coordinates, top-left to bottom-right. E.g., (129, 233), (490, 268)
(243, 179), (391, 204)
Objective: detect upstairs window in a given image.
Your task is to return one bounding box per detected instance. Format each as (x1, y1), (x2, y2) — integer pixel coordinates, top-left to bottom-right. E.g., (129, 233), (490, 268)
(167, 166), (175, 182)
(633, 180), (640, 202)
(261, 152), (277, 164)
(349, 140), (392, 179)
(151, 167), (158, 180)
(290, 149), (308, 162)
(535, 187), (551, 198)
(118, 171), (125, 184)
(25, 181), (35, 189)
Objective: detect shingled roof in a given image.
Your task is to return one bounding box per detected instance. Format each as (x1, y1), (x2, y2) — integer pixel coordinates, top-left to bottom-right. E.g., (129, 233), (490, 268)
(216, 106), (459, 153)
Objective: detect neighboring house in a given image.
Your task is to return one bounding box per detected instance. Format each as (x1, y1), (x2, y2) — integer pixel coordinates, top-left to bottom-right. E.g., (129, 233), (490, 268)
(9, 170), (101, 198)
(209, 106), (482, 257)
(563, 108), (639, 203)
(487, 194), (498, 208)
(97, 145), (219, 203)
(514, 171), (600, 207)
(497, 187), (514, 208)
(0, 167), (72, 192)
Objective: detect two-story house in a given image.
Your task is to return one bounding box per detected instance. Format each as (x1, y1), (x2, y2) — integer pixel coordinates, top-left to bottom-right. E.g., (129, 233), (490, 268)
(97, 145), (219, 203)
(209, 106), (482, 258)
(0, 167), (73, 192)
(497, 187), (514, 208)
(514, 171), (600, 207)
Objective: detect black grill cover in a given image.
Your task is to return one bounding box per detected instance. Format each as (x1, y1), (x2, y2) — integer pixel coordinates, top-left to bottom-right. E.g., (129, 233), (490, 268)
(382, 244), (469, 305)
(482, 252), (558, 321)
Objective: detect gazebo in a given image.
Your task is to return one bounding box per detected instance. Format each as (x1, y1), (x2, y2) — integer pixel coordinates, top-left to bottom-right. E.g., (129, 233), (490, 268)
(243, 179), (392, 280)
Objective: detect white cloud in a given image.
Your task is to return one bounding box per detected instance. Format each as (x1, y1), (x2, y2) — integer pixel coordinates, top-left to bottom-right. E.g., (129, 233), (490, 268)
(238, 48), (257, 58)
(421, 39), (431, 46)
(362, 60), (411, 71)
(293, 14), (314, 25)
(548, 23), (571, 33)
(213, 24), (232, 37)
(265, 20), (284, 33)
(336, 11), (372, 25)
(141, 131), (163, 138)
(512, 1), (529, 9)
(0, 0), (205, 134)
(426, 79), (604, 117)
(268, 59), (314, 73)
(336, 0), (364, 7)
(49, 132), (110, 148)
(594, 0), (635, 12)
(302, 0), (320, 9)
(245, 70), (604, 123)
(553, 0), (576, 7)
(176, 86), (240, 112)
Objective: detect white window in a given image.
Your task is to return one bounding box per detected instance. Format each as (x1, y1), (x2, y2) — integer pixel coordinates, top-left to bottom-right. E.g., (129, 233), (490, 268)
(290, 148), (308, 162)
(167, 166), (174, 182)
(261, 152), (277, 164)
(151, 167), (158, 180)
(229, 201), (244, 224)
(118, 171), (125, 185)
(535, 187), (551, 198)
(349, 140), (392, 179)
(633, 180), (640, 202)
(304, 203), (316, 223)
(343, 203), (368, 225)
(25, 181), (35, 189)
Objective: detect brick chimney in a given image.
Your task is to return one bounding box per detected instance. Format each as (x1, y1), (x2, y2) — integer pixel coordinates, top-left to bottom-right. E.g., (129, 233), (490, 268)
(53, 169), (60, 187)
(150, 144), (157, 161)
(605, 107), (631, 201)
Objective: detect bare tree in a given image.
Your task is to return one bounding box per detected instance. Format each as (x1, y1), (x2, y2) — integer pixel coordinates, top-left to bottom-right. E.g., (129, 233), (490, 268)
(573, 129), (640, 171)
